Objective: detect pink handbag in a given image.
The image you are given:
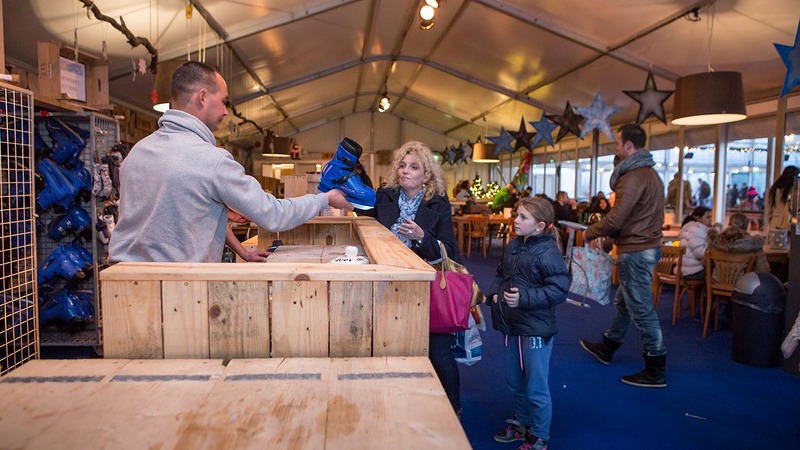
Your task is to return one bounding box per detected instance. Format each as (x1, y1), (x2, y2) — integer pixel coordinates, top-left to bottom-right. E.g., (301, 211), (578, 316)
(429, 242), (473, 334)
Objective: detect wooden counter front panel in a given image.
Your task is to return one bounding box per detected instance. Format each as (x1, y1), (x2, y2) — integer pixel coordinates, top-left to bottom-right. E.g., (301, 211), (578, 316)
(162, 280), (209, 358)
(208, 281), (270, 359)
(102, 280), (163, 359)
(329, 281), (373, 357)
(271, 280), (329, 357)
(373, 281), (429, 357)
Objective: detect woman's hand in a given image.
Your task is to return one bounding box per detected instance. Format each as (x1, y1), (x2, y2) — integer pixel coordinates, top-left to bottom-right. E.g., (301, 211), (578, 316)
(503, 287), (520, 308)
(399, 218), (424, 241)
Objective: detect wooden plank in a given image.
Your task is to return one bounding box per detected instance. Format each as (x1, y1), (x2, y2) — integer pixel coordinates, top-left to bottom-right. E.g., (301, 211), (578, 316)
(354, 219), (433, 271)
(162, 280), (210, 358)
(271, 281), (329, 357)
(0, 359), (130, 450)
(100, 262), (434, 282)
(208, 281), (270, 359)
(22, 359), (224, 450)
(326, 357), (470, 450)
(101, 280), (163, 358)
(264, 245), (325, 264)
(321, 244), (365, 263)
(372, 281), (429, 357)
(176, 358), (330, 449)
(313, 223), (357, 245)
(329, 281), (373, 357)
(256, 227), (277, 252)
(279, 223), (313, 245)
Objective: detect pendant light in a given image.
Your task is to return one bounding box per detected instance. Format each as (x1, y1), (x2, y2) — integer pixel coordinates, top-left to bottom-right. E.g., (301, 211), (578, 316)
(472, 142), (498, 163)
(670, 5), (746, 126)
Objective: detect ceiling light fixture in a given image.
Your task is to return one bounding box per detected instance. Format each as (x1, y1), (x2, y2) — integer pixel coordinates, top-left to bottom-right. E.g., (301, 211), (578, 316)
(419, 4), (435, 30)
(424, 0), (440, 8)
(472, 143), (499, 163)
(378, 93), (391, 113)
(671, 5), (746, 126)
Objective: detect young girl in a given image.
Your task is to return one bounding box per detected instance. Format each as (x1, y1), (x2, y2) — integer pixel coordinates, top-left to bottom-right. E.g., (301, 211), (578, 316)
(678, 206), (713, 281)
(489, 197), (570, 450)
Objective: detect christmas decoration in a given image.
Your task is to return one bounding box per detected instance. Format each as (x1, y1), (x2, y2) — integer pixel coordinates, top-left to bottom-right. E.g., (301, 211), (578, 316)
(574, 93), (621, 141)
(775, 19), (800, 98)
(623, 69), (673, 125)
(529, 114), (558, 148)
(471, 174), (485, 198)
(547, 101), (584, 143)
(445, 145), (457, 165)
(512, 117), (535, 151)
(487, 126), (515, 156)
(459, 142), (471, 162)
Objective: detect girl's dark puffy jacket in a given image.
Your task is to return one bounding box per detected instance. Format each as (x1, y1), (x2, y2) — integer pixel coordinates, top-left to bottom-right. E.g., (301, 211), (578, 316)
(488, 233), (570, 338)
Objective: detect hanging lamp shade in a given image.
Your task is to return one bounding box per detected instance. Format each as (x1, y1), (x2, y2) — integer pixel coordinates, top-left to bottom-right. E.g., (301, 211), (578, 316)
(152, 60), (185, 113)
(671, 71), (747, 126)
(472, 142), (498, 163)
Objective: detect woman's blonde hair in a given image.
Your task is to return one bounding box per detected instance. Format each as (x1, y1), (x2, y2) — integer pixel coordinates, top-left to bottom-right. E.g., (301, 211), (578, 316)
(386, 141), (447, 201)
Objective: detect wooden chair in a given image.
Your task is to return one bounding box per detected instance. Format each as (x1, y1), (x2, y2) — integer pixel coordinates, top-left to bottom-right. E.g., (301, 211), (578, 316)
(466, 215), (490, 257)
(703, 249), (756, 337)
(652, 245), (704, 325)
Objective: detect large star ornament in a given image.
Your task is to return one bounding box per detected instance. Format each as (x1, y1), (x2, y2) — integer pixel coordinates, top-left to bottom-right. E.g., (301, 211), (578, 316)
(574, 93), (622, 140)
(512, 117), (535, 151)
(546, 101), (585, 143)
(487, 126), (515, 156)
(459, 142), (471, 162)
(775, 19), (800, 98)
(529, 114), (558, 148)
(624, 70), (673, 125)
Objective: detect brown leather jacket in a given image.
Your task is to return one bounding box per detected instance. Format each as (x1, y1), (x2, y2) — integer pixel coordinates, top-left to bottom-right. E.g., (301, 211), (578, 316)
(584, 166), (664, 254)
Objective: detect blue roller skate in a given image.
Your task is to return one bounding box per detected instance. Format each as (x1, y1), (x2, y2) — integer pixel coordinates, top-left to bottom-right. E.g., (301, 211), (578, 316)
(47, 205), (92, 241)
(318, 138), (376, 209)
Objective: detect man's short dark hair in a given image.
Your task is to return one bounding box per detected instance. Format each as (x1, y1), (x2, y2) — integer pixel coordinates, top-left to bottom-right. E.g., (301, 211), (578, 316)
(618, 124), (647, 149)
(170, 61), (221, 104)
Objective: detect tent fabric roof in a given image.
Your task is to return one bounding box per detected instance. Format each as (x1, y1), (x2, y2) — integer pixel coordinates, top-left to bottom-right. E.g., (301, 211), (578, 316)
(5, 0), (799, 145)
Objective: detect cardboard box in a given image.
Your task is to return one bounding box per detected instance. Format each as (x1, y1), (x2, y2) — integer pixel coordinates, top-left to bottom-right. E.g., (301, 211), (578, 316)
(37, 40), (111, 110)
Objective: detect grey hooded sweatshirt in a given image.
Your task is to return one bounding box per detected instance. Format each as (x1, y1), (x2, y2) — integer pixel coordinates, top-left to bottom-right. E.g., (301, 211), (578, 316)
(109, 109), (328, 263)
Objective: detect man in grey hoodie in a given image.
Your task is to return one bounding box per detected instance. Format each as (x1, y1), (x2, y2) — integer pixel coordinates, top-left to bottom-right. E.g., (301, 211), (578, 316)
(109, 61), (352, 263)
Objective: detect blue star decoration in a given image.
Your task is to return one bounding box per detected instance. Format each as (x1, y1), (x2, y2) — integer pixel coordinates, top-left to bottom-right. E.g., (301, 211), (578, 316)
(445, 145), (457, 165)
(512, 117), (535, 151)
(488, 126), (515, 156)
(574, 93), (622, 141)
(546, 101), (585, 143)
(624, 70), (673, 125)
(529, 114), (558, 148)
(775, 19), (800, 98)
(459, 142), (471, 162)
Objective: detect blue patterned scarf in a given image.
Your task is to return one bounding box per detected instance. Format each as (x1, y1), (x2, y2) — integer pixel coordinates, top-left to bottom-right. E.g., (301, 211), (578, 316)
(391, 189), (424, 247)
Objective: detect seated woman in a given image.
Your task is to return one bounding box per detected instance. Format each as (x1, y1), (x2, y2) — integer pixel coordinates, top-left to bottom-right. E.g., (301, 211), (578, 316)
(707, 212), (769, 276)
(455, 179), (474, 201)
(585, 197), (611, 226)
(678, 206), (712, 281)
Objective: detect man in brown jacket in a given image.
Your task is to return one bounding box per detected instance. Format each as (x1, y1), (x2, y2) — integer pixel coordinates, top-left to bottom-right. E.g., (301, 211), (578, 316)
(579, 124), (667, 388)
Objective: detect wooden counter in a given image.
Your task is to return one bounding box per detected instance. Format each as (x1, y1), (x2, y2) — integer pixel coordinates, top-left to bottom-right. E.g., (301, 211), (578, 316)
(0, 357), (470, 450)
(99, 217), (435, 360)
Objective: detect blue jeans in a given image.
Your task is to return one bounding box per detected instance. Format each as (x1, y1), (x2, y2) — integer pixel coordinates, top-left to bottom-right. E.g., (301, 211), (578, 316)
(429, 332), (461, 413)
(504, 335), (553, 441)
(605, 247), (666, 356)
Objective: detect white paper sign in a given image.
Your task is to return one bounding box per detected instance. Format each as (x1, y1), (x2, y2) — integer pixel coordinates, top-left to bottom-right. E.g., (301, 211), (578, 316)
(59, 57), (86, 102)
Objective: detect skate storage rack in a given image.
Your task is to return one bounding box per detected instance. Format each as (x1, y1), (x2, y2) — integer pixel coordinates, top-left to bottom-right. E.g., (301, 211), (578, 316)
(99, 217), (437, 359)
(0, 81), (39, 375)
(35, 112), (119, 349)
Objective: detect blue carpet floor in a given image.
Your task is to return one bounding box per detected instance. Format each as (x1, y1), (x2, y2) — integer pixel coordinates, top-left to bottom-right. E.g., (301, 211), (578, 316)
(459, 247), (800, 450)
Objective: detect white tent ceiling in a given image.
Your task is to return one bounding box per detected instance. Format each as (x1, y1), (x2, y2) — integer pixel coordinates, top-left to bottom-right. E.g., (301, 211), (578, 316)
(4, 0), (799, 148)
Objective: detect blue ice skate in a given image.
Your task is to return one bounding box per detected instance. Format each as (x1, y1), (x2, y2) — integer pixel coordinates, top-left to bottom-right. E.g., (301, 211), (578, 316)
(47, 205), (92, 241)
(318, 138), (376, 209)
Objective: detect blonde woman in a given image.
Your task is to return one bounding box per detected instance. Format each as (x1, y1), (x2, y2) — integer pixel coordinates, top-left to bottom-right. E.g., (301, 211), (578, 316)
(360, 140), (462, 414)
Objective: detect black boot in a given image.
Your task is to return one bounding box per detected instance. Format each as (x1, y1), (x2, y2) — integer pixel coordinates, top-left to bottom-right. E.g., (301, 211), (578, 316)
(579, 335), (622, 365)
(621, 353), (667, 388)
